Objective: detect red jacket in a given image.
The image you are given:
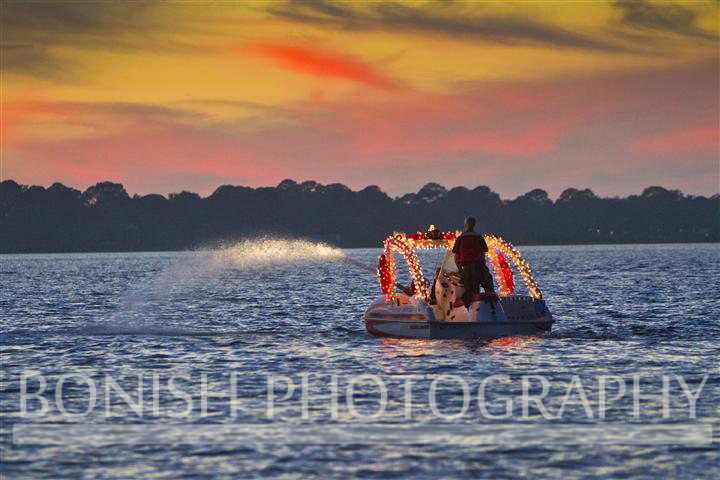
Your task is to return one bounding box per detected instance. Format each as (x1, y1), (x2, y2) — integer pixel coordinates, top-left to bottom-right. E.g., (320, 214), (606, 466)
(452, 231), (488, 265)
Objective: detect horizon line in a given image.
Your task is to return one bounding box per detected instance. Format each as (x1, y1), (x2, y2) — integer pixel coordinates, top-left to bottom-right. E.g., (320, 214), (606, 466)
(2, 177), (719, 203)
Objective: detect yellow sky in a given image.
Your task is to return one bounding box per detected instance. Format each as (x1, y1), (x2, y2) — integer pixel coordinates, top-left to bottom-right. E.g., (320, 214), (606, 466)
(2, 0), (718, 196)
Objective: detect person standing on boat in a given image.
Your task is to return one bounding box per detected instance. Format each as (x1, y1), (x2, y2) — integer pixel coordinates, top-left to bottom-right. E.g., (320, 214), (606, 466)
(452, 216), (495, 308)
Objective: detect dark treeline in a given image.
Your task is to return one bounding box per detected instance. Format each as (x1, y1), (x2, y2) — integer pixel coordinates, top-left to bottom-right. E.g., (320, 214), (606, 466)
(1, 179), (718, 253)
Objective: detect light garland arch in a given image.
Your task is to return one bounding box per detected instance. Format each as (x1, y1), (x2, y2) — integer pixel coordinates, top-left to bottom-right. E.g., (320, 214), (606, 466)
(377, 232), (543, 301)
(484, 234), (542, 300)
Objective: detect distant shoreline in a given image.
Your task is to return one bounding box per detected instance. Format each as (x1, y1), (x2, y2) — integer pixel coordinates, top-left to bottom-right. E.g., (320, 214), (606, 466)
(2, 179), (718, 252)
(2, 240), (719, 256)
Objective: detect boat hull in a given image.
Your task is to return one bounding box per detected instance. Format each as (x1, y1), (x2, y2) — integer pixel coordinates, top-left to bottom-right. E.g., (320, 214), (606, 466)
(366, 318), (552, 339)
(364, 295), (553, 340)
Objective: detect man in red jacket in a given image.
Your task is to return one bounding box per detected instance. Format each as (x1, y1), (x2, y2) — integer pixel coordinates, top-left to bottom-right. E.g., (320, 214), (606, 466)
(452, 216), (495, 308)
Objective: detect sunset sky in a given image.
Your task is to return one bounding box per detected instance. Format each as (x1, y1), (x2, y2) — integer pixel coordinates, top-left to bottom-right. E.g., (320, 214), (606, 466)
(1, 0), (718, 198)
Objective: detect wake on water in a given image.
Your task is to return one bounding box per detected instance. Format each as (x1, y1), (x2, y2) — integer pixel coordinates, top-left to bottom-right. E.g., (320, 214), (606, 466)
(87, 239), (351, 335)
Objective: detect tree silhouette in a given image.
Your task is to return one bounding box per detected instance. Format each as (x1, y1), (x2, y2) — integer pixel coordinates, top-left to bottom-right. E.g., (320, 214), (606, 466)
(1, 179), (717, 253)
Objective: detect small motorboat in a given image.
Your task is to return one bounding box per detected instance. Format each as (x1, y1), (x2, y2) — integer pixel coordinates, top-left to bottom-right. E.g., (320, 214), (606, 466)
(364, 229), (553, 339)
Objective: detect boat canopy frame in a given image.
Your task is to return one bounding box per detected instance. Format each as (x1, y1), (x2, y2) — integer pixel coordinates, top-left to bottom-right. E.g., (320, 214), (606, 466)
(378, 232), (543, 301)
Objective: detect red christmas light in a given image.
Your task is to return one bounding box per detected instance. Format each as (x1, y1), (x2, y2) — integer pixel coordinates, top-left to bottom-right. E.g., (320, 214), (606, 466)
(377, 253), (393, 294)
(497, 252), (515, 294)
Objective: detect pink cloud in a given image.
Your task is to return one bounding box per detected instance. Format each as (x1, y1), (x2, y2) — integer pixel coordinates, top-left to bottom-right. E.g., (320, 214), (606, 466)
(6, 121), (285, 194)
(1, 99), (71, 147)
(629, 122), (719, 155)
(435, 118), (574, 156)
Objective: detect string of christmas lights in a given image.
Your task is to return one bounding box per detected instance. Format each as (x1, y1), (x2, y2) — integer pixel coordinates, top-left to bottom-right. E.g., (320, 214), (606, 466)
(484, 234), (542, 300)
(487, 249), (511, 296)
(377, 253), (394, 295)
(382, 235), (431, 300)
(376, 231), (543, 301)
(498, 253), (515, 294)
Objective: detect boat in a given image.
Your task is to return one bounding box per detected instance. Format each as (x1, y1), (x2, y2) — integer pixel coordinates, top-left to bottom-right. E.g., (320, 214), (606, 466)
(364, 228), (553, 339)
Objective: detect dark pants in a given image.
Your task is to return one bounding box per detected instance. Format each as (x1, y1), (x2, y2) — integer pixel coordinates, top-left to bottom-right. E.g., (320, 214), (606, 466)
(460, 262), (495, 308)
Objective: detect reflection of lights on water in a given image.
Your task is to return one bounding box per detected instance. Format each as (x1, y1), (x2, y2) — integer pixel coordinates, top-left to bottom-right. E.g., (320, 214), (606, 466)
(488, 335), (541, 350)
(377, 335), (542, 358)
(380, 337), (436, 358)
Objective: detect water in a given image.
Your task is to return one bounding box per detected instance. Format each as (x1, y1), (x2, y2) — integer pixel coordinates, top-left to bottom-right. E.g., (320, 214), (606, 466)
(1, 243), (719, 478)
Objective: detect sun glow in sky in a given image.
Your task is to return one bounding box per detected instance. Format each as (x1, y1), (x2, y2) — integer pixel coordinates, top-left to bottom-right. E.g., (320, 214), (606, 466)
(1, 0), (718, 197)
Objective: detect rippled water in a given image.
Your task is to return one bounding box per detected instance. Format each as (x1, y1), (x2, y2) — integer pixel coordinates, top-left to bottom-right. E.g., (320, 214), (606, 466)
(1, 242), (718, 478)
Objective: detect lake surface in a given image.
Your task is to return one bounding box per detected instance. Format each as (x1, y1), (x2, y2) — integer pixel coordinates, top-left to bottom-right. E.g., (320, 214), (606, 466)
(1, 242), (719, 479)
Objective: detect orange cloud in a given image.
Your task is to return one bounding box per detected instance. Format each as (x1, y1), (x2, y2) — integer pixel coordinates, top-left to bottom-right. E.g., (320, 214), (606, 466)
(630, 122), (719, 154)
(244, 42), (398, 90)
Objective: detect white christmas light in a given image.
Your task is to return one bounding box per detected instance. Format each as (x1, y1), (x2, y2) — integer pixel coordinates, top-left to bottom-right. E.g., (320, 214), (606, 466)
(377, 232), (543, 301)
